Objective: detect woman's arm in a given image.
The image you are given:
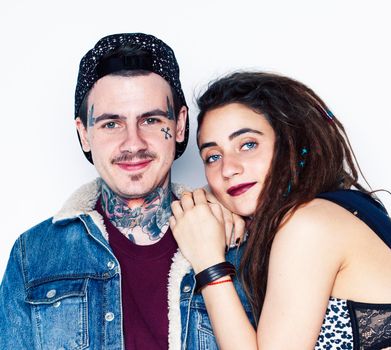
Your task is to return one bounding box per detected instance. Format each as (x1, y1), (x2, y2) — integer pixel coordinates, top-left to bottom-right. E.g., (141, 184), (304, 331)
(171, 191), (346, 349)
(170, 189), (258, 349)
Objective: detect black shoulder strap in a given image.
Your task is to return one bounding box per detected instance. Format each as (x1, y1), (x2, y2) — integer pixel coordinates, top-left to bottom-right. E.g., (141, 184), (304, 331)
(317, 190), (391, 249)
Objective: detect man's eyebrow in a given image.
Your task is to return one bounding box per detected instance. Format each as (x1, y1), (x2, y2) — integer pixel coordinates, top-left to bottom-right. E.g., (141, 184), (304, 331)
(94, 109), (170, 123)
(199, 142), (218, 153)
(94, 114), (126, 124)
(229, 128), (263, 140)
(139, 109), (168, 119)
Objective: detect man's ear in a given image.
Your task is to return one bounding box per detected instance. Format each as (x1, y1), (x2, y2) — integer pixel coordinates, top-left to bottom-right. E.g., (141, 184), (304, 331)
(175, 106), (188, 143)
(75, 117), (91, 152)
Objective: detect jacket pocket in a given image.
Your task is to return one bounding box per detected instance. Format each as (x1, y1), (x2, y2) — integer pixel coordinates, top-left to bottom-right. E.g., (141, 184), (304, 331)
(26, 278), (89, 350)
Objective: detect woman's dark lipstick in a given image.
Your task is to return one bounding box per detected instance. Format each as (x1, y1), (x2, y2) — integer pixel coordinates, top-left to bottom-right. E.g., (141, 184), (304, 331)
(227, 182), (257, 197)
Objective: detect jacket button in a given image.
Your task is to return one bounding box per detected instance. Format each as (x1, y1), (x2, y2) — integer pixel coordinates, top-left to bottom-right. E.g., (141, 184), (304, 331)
(46, 289), (56, 298)
(183, 285), (192, 293)
(107, 261), (115, 270)
(105, 312), (115, 322)
(53, 301), (61, 308)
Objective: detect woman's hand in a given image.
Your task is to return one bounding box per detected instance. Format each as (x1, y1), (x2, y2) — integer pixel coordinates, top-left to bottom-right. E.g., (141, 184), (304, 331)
(170, 189), (227, 272)
(204, 190), (245, 247)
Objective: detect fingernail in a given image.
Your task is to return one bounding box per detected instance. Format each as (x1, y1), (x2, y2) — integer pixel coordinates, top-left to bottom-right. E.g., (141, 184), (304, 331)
(235, 238), (241, 246)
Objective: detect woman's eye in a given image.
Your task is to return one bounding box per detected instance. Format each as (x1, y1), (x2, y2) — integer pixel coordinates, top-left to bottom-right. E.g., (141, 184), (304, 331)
(241, 141), (257, 151)
(205, 154), (221, 164)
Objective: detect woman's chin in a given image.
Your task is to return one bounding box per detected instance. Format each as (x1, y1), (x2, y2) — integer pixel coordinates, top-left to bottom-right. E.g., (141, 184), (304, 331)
(225, 203), (256, 218)
(215, 192), (257, 218)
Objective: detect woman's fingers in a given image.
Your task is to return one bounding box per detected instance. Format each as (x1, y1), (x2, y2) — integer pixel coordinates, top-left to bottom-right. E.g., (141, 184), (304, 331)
(171, 200), (184, 219)
(232, 214), (245, 246)
(203, 189), (235, 246)
(168, 216), (177, 230)
(221, 210), (234, 247)
(174, 190), (245, 249)
(208, 203), (224, 225)
(180, 191), (195, 211)
(170, 192), (226, 271)
(204, 189), (218, 204)
(193, 188), (208, 205)
(203, 189), (246, 247)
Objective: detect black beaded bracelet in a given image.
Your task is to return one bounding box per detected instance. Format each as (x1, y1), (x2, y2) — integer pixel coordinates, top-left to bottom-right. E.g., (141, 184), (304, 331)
(195, 262), (236, 292)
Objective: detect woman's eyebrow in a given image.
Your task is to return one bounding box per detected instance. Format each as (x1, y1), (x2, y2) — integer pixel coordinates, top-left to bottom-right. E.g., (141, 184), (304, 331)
(199, 141), (217, 153)
(229, 128), (263, 140)
(199, 128), (263, 153)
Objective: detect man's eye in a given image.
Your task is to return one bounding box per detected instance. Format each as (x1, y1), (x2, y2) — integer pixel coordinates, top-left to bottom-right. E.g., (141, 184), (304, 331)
(103, 121), (118, 129)
(241, 141), (257, 151)
(205, 154), (221, 164)
(142, 118), (160, 125)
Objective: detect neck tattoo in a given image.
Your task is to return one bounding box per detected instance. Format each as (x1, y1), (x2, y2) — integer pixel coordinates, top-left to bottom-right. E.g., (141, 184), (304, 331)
(100, 181), (172, 244)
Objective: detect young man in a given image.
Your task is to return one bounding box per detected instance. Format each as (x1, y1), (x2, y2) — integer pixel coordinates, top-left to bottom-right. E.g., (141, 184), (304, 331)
(0, 33), (250, 349)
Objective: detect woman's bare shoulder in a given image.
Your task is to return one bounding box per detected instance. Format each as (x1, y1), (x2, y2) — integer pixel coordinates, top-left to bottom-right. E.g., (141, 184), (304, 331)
(274, 198), (357, 252)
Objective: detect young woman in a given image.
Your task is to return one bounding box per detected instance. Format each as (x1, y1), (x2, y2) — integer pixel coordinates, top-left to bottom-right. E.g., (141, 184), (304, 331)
(169, 72), (391, 349)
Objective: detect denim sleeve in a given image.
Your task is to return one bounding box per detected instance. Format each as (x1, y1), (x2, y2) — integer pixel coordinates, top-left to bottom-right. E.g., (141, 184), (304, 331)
(0, 237), (35, 348)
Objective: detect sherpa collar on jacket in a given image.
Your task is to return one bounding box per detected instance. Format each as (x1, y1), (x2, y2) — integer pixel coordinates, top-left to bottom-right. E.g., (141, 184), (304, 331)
(53, 178), (192, 350)
(53, 178), (189, 222)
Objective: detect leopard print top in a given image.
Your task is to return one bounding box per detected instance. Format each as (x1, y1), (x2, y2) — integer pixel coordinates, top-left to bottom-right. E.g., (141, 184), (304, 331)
(315, 297), (391, 349)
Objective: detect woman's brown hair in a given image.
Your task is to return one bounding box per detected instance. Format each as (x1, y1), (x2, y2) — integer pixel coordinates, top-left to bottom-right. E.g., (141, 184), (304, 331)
(197, 71), (368, 319)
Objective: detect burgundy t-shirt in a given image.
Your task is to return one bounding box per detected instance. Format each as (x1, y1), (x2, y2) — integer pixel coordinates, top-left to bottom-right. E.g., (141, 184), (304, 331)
(96, 200), (178, 349)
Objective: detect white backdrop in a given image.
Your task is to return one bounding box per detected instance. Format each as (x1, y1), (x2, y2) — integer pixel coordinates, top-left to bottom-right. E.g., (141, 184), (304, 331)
(1, 0), (390, 279)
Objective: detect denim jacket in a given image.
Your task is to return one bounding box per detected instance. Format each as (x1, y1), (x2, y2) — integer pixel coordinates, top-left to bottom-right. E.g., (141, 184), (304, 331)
(0, 179), (255, 349)
(168, 246), (256, 350)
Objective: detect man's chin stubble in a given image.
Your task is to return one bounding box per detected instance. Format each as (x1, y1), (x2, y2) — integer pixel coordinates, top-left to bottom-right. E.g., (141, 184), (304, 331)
(130, 174), (143, 182)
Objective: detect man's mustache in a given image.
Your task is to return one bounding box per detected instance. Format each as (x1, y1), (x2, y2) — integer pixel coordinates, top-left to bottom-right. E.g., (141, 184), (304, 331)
(112, 150), (157, 163)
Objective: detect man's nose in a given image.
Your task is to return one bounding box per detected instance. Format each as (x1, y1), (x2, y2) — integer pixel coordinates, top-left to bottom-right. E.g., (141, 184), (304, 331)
(119, 126), (148, 154)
